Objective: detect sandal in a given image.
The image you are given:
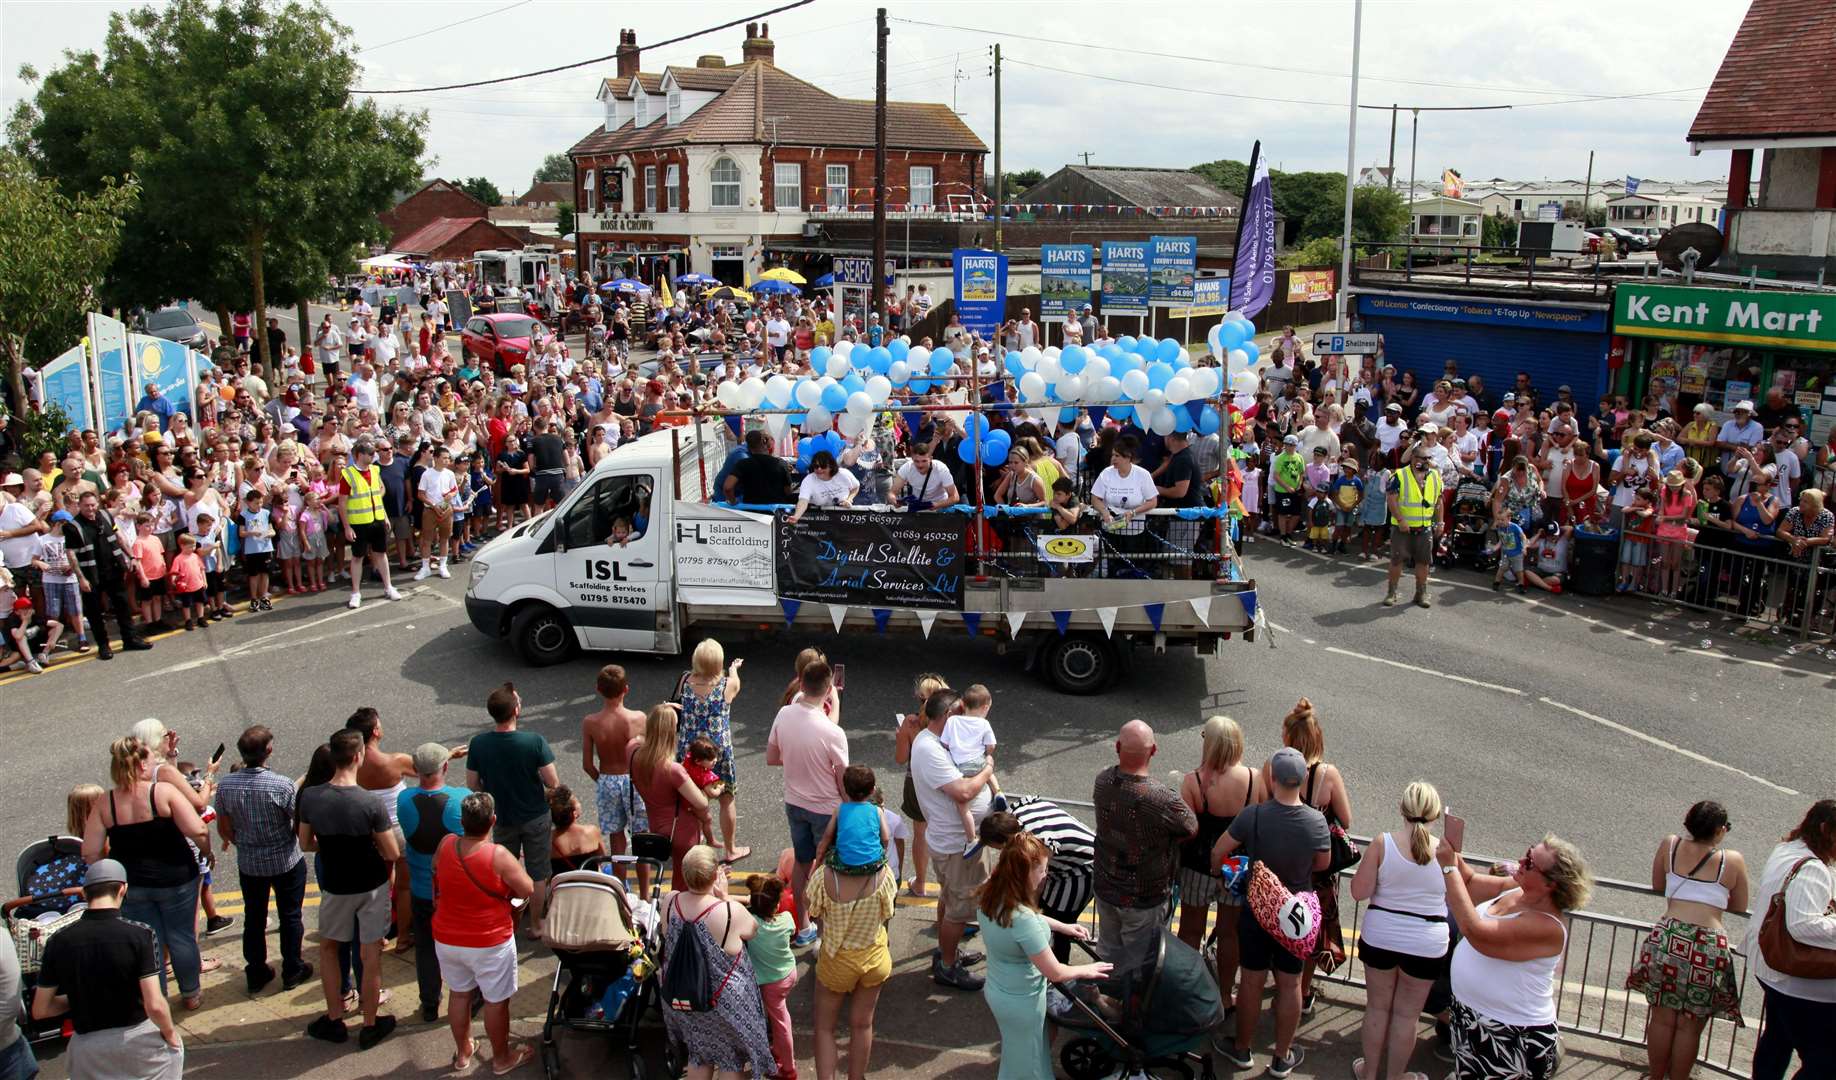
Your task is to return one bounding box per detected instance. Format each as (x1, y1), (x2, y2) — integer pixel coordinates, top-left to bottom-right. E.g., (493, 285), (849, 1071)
(181, 993), (204, 1011)
(199, 956), (223, 974)
(491, 1043), (536, 1075)
(720, 846), (752, 864)
(452, 1041), (477, 1074)
(905, 881), (929, 898)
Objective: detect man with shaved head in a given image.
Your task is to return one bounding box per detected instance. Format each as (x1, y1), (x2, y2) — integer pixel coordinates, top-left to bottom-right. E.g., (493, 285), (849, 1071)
(1093, 719), (1198, 974)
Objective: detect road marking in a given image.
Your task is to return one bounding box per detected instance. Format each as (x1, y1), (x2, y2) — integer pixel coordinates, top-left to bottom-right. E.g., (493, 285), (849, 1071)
(127, 588), (451, 683)
(1321, 646), (1525, 696)
(1536, 696), (1800, 796)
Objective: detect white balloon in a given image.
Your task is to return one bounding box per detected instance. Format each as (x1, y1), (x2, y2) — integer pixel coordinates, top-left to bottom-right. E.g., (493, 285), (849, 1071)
(802, 405), (832, 433)
(1226, 348), (1251, 376)
(1186, 367), (1218, 399)
(1230, 369), (1260, 395)
(825, 355), (851, 379)
(1037, 355), (1062, 383)
(794, 379), (822, 408)
(907, 346), (930, 369)
(764, 375), (793, 407)
(738, 376), (767, 411)
(1206, 323), (1224, 358)
(1142, 388), (1166, 415)
(715, 380), (742, 409)
(1092, 375), (1121, 404)
(1018, 371), (1046, 401)
(1043, 346), (1061, 360)
(1083, 356), (1110, 383)
(846, 391), (873, 417)
(865, 374), (892, 405)
(888, 360), (910, 384)
(1059, 374), (1088, 402)
(1148, 405), (1178, 436)
(1120, 369), (1149, 401)
(1175, 348), (1192, 368)
(1165, 376), (1192, 406)
(836, 412), (868, 437)
(1020, 346), (1042, 369)
(834, 340), (854, 357)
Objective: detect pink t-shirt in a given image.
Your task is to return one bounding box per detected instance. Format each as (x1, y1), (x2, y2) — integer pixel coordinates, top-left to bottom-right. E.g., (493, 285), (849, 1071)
(767, 701), (849, 815)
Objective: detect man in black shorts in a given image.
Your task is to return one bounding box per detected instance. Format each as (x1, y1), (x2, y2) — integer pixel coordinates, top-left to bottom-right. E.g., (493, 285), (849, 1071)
(1212, 747), (1328, 1077)
(339, 441), (402, 610)
(526, 418), (568, 508)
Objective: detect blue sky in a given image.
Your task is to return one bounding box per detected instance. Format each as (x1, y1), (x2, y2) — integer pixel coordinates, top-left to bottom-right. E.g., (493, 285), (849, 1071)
(2, 0), (1751, 194)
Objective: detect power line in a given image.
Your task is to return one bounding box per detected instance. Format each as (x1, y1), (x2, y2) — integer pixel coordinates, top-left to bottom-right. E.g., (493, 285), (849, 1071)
(353, 0), (815, 95)
(356, 0), (533, 54)
(894, 16), (1706, 102)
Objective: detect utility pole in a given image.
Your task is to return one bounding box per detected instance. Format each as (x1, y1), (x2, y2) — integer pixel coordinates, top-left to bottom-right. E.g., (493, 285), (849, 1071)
(873, 8), (889, 331)
(992, 43), (1003, 252)
(1078, 151), (1094, 166)
(1408, 109), (1419, 209)
(1336, 0), (1363, 331)
(1386, 104), (1398, 190)
(1582, 149), (1595, 224)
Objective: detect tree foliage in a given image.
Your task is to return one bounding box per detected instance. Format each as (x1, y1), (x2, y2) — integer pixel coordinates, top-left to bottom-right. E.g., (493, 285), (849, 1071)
(1002, 168), (1045, 196)
(1482, 210), (1518, 249)
(556, 201), (575, 236)
(532, 153), (572, 186)
(11, 0), (426, 370)
(459, 176), (503, 207)
(0, 150), (138, 406)
(1278, 235), (1345, 270)
(1560, 200), (1606, 227)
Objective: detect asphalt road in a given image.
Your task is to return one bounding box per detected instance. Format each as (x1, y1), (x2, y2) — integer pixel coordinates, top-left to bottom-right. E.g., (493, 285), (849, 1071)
(6, 538), (1828, 922)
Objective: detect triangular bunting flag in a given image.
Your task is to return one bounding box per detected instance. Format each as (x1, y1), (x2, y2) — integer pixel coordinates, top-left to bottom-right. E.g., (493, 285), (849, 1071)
(916, 610), (937, 639)
(872, 608), (892, 634)
(1096, 606), (1119, 637)
(1051, 610), (1071, 635)
(779, 598), (801, 627)
(961, 612), (982, 636)
(1144, 602), (1165, 631)
(1005, 610), (1027, 638)
(1237, 589), (1258, 624)
(1188, 595), (1212, 626)
(829, 605), (850, 633)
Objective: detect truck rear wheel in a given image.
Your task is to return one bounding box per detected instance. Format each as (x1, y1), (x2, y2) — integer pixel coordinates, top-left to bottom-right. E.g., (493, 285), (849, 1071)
(1044, 634), (1118, 694)
(511, 604), (576, 666)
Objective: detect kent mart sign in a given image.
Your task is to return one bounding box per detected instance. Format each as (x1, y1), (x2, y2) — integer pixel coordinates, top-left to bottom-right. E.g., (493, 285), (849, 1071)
(1613, 283), (1836, 353)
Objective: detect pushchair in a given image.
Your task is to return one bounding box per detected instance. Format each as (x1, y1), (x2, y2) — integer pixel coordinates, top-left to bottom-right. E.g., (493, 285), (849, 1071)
(537, 835), (674, 1080)
(1441, 478), (1499, 571)
(7, 836), (87, 1044)
(1053, 927), (1226, 1080)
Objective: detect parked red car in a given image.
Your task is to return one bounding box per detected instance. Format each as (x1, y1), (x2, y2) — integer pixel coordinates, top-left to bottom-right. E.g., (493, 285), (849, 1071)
(461, 313), (543, 374)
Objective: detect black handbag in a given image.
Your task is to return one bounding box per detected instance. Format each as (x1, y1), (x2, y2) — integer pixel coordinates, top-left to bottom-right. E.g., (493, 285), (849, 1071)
(1306, 764), (1360, 874)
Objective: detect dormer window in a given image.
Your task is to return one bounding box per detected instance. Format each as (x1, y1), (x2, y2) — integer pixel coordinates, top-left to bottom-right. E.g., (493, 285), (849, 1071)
(668, 88), (682, 125)
(636, 93), (648, 126)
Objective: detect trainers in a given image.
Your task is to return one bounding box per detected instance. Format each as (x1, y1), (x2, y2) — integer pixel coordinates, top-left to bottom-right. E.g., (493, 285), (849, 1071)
(357, 1014), (396, 1050)
(206, 914), (236, 936)
(932, 946), (983, 967)
(1414, 590), (1432, 609)
(306, 1015), (349, 1043)
(413, 564), (431, 581)
(1300, 991), (1315, 1015)
(1382, 589), (1399, 607)
(24, 658), (42, 674)
(931, 960), (984, 991)
(436, 560), (451, 579)
(791, 926), (820, 949)
(348, 592), (363, 609)
(384, 586), (404, 601)
(421, 1001), (439, 1023)
(1267, 1048), (1305, 1077)
(1210, 1033), (1252, 1069)
(281, 963), (315, 991)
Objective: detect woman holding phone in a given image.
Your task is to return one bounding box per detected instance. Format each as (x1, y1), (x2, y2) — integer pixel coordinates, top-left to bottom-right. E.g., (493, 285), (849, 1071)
(1349, 782), (1451, 1080)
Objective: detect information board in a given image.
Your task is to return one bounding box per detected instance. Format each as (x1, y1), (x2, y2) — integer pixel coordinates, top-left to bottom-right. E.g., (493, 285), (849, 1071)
(1039, 244), (1093, 319)
(1100, 241), (1150, 317)
(774, 509), (965, 610)
(1149, 235), (1197, 307)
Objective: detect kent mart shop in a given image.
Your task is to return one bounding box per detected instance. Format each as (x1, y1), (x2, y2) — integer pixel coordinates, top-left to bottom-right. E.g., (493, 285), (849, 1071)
(1611, 282), (1836, 443)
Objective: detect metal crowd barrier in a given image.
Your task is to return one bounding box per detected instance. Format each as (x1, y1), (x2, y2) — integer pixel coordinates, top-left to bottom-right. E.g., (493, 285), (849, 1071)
(1624, 526), (1834, 643)
(1042, 799), (1761, 1078)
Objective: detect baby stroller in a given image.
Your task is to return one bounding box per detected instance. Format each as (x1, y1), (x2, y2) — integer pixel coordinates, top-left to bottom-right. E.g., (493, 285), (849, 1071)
(1053, 927), (1225, 1080)
(537, 837), (671, 1080)
(7, 836), (87, 1044)
(1441, 478), (1499, 571)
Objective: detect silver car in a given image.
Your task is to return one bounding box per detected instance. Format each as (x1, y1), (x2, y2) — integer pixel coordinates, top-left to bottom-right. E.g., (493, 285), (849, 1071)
(144, 306), (209, 349)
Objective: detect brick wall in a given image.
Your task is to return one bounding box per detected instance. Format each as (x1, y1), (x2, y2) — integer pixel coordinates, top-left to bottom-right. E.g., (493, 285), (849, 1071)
(379, 184), (488, 247)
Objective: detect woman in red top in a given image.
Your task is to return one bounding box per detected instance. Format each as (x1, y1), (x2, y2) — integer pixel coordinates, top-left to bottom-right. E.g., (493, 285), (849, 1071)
(1561, 451), (1601, 525)
(432, 792), (535, 1074)
(627, 704), (712, 890)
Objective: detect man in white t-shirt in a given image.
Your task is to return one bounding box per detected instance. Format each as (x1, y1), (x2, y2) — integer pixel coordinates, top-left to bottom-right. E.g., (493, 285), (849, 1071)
(909, 688), (994, 991)
(1716, 401), (1765, 474)
(346, 363), (380, 414)
(889, 444), (959, 511)
(1014, 309), (1038, 350)
(765, 313), (791, 361)
(313, 316), (344, 377)
(1054, 417), (1088, 476)
(1375, 402), (1406, 456)
(414, 446), (458, 581)
(368, 327), (399, 371)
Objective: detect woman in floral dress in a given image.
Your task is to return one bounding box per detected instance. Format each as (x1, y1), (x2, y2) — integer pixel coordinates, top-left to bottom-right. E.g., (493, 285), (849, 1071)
(676, 638), (750, 863)
(662, 846), (776, 1079)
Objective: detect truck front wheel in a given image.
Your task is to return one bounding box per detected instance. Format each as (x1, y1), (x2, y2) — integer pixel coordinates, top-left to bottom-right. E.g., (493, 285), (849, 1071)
(511, 604), (576, 666)
(1044, 634), (1118, 694)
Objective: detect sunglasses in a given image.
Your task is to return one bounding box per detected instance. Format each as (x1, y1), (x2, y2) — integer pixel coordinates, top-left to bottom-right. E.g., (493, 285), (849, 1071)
(1520, 846), (1551, 877)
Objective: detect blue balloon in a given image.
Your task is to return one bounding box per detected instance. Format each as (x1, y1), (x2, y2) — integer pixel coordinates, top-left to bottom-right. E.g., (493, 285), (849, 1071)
(1059, 406), (1081, 424)
(1219, 321), (1248, 350)
(1157, 338), (1182, 363)
(886, 338), (909, 362)
(1110, 350), (1140, 376)
(1241, 340), (1260, 364)
(1005, 351), (1027, 377)
(1101, 344), (1126, 363)
(1117, 336), (1137, 352)
(810, 345), (833, 371)
(1197, 405), (1221, 436)
(963, 413), (989, 441)
(1060, 345), (1088, 374)
(1108, 403), (1135, 423)
(1172, 406), (1194, 433)
(820, 384), (847, 412)
(823, 431), (846, 455)
(841, 373), (866, 394)
(866, 348), (891, 375)
(1147, 362), (1176, 391)
(986, 429), (1012, 455)
(909, 377), (930, 394)
(957, 439), (981, 465)
(929, 351), (953, 376)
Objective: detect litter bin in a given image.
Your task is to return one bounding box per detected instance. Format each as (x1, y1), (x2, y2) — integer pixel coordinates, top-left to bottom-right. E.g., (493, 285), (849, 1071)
(1570, 529), (1619, 596)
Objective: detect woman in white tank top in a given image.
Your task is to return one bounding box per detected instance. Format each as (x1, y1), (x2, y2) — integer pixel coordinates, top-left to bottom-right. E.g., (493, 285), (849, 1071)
(1439, 834), (1593, 1080)
(1627, 801), (1749, 1080)
(1349, 782), (1451, 1080)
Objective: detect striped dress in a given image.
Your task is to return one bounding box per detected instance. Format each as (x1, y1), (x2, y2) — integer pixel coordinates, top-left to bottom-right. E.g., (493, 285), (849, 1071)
(1005, 795), (1096, 917)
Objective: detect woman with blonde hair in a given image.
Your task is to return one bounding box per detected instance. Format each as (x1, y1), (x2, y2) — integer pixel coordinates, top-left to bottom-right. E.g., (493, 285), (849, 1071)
(894, 673), (950, 898)
(83, 737), (212, 1009)
(627, 704), (711, 890)
(660, 846), (776, 1080)
(1349, 782), (1451, 1080)
(674, 638), (749, 863)
(1439, 834), (1593, 1079)
(1275, 697), (1353, 1011)
(1177, 716), (1264, 994)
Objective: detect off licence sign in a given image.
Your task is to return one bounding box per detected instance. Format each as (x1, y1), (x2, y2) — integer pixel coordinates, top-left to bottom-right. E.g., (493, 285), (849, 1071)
(1314, 332), (1382, 355)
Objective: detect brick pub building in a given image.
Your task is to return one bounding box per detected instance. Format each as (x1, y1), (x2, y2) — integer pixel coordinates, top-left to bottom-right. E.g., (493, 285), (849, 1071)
(566, 23), (987, 286)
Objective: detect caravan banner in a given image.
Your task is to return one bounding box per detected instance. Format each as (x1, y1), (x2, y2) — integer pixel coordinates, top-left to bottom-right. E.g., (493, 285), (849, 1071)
(39, 346), (94, 431)
(89, 312), (133, 433)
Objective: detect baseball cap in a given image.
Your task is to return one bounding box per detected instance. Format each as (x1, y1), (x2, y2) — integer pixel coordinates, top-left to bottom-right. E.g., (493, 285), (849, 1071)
(1384, 402), (1402, 413)
(1282, 434), (1300, 445)
(1312, 446), (1328, 456)
(1416, 422), (1438, 435)
(1557, 385), (1572, 393)
(412, 742), (451, 776)
(1502, 392), (1516, 403)
(86, 859), (128, 887)
(1269, 747), (1308, 787)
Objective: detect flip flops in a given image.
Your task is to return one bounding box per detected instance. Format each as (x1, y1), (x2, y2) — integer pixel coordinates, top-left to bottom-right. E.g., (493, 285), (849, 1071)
(491, 1043), (535, 1075)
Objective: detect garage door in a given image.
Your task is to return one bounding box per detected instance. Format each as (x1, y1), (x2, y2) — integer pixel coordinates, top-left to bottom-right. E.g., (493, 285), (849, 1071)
(1356, 296), (1611, 412)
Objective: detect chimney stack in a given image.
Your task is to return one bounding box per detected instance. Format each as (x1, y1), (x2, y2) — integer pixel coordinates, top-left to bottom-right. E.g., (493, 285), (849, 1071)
(742, 21), (774, 66)
(615, 29), (640, 81)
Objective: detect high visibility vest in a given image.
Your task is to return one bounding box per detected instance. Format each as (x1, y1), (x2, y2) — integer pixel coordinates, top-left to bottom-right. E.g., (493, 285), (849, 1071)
(1390, 466), (1442, 529)
(342, 465), (383, 525)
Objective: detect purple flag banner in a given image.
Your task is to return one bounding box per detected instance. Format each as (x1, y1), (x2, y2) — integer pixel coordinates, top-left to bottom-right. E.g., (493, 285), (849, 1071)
(1229, 145), (1277, 319)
